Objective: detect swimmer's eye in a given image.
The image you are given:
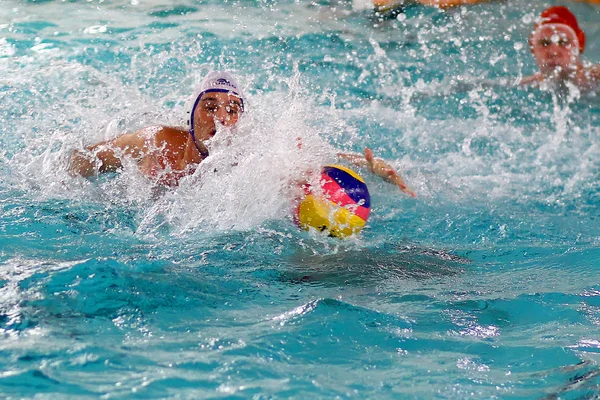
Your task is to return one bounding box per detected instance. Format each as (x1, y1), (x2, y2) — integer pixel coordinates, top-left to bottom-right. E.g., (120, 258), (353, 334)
(538, 38), (571, 48)
(200, 101), (242, 117)
(203, 104), (218, 113)
(226, 104), (241, 115)
(557, 39), (571, 47)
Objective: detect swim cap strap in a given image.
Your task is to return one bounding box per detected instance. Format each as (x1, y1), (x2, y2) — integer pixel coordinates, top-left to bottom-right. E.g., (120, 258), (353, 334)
(188, 92), (209, 158)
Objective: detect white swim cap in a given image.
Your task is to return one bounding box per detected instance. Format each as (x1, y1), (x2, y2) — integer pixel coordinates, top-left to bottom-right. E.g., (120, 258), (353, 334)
(197, 70), (245, 102)
(187, 70), (245, 125)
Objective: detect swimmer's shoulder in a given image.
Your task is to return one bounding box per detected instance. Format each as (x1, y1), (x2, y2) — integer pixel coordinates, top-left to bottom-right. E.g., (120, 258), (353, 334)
(134, 125), (189, 146)
(152, 126), (203, 164)
(147, 126), (193, 153)
(135, 125), (187, 138)
(587, 64), (600, 82)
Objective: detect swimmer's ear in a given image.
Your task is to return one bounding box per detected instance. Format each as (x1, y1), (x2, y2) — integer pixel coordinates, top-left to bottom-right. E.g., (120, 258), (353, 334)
(528, 35), (533, 52)
(528, 30), (536, 53)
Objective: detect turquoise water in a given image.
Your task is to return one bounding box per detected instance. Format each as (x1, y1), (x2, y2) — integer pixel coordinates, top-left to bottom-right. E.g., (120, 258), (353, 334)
(1, 0), (600, 398)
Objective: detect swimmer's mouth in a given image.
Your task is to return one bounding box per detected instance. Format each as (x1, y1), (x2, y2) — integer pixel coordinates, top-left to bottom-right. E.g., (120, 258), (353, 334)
(209, 129), (216, 137)
(544, 62), (563, 71)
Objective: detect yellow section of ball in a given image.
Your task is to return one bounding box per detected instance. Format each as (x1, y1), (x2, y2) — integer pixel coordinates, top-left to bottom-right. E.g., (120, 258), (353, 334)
(296, 194), (367, 239)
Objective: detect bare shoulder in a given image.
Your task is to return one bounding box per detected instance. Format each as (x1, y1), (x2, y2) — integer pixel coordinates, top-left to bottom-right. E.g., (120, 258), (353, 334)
(104, 126), (187, 154)
(155, 126), (189, 138)
(117, 125), (187, 147)
(153, 126), (190, 149)
(133, 125), (184, 139)
(588, 64), (600, 81)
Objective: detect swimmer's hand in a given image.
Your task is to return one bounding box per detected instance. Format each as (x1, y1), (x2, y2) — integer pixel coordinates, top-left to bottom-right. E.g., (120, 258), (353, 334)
(338, 148), (417, 198)
(364, 148), (417, 197)
(68, 150), (97, 178)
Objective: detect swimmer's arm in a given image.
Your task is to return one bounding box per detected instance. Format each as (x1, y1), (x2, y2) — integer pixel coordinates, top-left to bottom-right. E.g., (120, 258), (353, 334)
(68, 131), (147, 177)
(519, 73), (543, 86)
(338, 148), (417, 197)
(403, 76), (513, 100)
(416, 0), (494, 7)
(374, 0), (496, 10)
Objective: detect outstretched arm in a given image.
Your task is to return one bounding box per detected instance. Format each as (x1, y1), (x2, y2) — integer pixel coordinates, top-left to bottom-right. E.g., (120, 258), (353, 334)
(338, 148), (417, 197)
(374, 0), (495, 10)
(519, 72), (543, 86)
(416, 0), (494, 8)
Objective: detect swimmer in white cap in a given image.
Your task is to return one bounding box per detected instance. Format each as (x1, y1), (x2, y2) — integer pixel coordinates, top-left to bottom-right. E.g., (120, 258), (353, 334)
(69, 70), (416, 196)
(69, 70), (245, 186)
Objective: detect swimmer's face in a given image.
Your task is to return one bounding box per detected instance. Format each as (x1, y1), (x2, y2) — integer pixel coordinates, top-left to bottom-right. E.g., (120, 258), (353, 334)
(530, 24), (580, 77)
(192, 91), (243, 142)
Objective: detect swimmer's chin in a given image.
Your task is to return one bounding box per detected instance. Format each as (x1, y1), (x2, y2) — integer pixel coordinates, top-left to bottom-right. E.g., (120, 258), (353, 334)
(543, 64), (576, 76)
(548, 64), (565, 72)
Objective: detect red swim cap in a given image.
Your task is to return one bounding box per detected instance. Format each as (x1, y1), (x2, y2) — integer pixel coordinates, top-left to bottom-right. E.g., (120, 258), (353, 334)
(532, 6), (586, 53)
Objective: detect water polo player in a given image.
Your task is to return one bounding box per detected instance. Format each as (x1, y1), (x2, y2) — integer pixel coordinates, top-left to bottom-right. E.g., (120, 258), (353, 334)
(68, 70), (245, 186)
(69, 70), (415, 196)
(520, 6), (600, 90)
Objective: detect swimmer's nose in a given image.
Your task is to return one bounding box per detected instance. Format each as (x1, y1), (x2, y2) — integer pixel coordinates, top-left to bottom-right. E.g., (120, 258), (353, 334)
(545, 48), (558, 58)
(215, 107), (231, 126)
(548, 45), (562, 56)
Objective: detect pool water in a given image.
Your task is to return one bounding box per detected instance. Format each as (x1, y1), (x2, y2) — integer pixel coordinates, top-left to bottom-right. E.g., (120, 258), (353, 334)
(1, 0), (600, 398)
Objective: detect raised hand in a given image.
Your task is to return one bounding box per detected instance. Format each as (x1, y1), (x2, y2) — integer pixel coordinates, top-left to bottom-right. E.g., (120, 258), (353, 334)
(363, 148), (417, 197)
(337, 148), (416, 197)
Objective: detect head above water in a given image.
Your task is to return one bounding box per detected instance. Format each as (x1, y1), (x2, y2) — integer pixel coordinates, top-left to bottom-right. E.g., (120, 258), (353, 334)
(188, 71), (245, 154)
(529, 7), (585, 78)
(531, 6), (586, 54)
(530, 24), (582, 77)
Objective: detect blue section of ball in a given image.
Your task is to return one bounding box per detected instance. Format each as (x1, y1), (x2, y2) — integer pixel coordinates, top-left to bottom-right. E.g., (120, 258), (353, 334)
(323, 165), (371, 208)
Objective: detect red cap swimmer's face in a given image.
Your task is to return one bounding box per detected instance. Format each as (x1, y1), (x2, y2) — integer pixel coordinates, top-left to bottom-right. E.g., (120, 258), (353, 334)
(192, 91), (243, 142)
(530, 24), (581, 77)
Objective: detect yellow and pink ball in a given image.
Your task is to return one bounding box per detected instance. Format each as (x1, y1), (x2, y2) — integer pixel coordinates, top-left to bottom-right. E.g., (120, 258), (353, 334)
(294, 165), (371, 238)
